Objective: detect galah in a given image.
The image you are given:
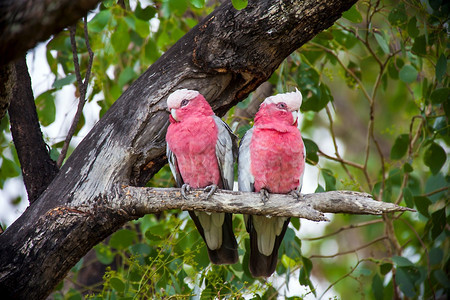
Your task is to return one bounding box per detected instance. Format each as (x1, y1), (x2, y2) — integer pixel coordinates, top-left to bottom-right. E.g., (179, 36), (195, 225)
(238, 88), (305, 277)
(166, 89), (239, 265)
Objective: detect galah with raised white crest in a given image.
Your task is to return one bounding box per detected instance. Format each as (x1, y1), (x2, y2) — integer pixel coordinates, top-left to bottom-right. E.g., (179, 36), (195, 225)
(238, 88), (305, 277)
(166, 89), (238, 265)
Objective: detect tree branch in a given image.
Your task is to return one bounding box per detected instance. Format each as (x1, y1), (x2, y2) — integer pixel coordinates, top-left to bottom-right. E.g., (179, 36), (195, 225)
(0, 0), (101, 66)
(7, 57), (59, 203)
(57, 19), (94, 167)
(117, 187), (414, 222)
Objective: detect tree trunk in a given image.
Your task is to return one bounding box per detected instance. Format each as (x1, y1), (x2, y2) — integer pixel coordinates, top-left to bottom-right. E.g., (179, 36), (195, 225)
(0, 0), (358, 298)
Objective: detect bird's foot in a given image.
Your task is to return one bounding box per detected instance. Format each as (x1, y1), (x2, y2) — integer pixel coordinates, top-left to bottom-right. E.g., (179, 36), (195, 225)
(290, 190), (303, 201)
(204, 184), (218, 200)
(260, 188), (270, 204)
(181, 183), (191, 199)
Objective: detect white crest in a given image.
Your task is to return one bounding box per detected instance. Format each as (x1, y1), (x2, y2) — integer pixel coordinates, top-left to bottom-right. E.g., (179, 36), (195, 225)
(167, 89), (200, 108)
(262, 88), (303, 111)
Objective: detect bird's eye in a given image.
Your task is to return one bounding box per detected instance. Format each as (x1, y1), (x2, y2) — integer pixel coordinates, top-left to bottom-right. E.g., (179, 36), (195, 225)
(276, 102), (287, 109)
(180, 99), (189, 107)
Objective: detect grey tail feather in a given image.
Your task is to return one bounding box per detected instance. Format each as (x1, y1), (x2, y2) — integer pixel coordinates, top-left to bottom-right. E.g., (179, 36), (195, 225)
(247, 217), (291, 277)
(189, 211), (238, 265)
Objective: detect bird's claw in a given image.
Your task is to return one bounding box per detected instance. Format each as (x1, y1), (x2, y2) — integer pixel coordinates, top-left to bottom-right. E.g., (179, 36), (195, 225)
(290, 190), (303, 201)
(181, 183), (191, 199)
(260, 188), (270, 204)
(204, 184), (218, 200)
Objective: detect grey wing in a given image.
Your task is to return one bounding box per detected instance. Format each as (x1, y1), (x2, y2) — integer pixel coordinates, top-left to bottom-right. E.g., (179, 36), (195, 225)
(237, 128), (255, 192)
(213, 116), (238, 190)
(166, 142), (184, 187)
(297, 138), (306, 192)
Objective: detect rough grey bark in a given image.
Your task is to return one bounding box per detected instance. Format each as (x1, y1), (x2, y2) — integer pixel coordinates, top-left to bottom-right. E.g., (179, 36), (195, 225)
(0, 0), (359, 299)
(117, 187), (414, 220)
(0, 0), (102, 65)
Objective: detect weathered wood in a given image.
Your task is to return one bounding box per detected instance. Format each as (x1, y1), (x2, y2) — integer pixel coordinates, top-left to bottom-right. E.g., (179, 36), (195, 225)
(116, 187), (414, 221)
(0, 1), (359, 299)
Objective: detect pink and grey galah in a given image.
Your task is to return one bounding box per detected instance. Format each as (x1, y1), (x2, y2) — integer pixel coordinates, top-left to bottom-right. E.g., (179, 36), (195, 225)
(166, 89), (239, 265)
(238, 88), (305, 277)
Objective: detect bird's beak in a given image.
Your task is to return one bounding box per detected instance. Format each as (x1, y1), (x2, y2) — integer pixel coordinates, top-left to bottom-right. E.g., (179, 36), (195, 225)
(291, 110), (298, 125)
(171, 108), (178, 121)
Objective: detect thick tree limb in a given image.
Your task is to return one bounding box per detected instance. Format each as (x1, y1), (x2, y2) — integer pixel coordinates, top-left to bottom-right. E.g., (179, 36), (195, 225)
(117, 187), (414, 221)
(0, 0), (101, 65)
(0, 1), (359, 299)
(8, 57), (59, 203)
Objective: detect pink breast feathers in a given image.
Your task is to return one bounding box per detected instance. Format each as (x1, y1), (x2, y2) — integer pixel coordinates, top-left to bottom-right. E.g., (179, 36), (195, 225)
(250, 127), (304, 194)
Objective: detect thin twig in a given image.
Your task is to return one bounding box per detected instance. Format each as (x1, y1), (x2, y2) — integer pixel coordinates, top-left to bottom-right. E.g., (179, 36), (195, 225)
(57, 17), (94, 167)
(317, 150), (364, 169)
(309, 236), (388, 259)
(303, 219), (383, 241)
(319, 258), (370, 300)
(324, 106), (362, 190)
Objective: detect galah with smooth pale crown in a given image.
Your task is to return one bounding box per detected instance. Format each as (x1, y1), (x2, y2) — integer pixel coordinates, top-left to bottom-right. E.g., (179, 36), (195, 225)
(238, 88), (305, 277)
(166, 89), (239, 265)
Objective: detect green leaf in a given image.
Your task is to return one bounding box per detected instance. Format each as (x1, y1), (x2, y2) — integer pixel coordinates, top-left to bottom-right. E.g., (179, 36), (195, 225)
(388, 4), (407, 26)
(290, 217), (300, 230)
(88, 9), (111, 33)
(374, 31), (390, 54)
(395, 268), (416, 297)
(130, 243), (151, 256)
(190, 0), (206, 8)
(412, 35), (427, 56)
(145, 223), (169, 241)
(399, 65), (418, 83)
(430, 87), (449, 104)
(390, 134), (409, 160)
(301, 84), (333, 112)
(431, 208), (446, 239)
(144, 39), (160, 63)
(392, 256), (413, 267)
(429, 247), (443, 265)
(111, 18), (130, 53)
(109, 229), (137, 249)
(0, 157), (20, 178)
(434, 269), (450, 288)
(110, 277), (125, 293)
(231, 0), (248, 10)
(52, 74), (76, 89)
(303, 138), (319, 165)
(436, 53), (447, 82)
(342, 5), (363, 23)
(322, 169), (336, 191)
(168, 0), (188, 16)
(403, 162), (413, 173)
(380, 263), (393, 275)
(135, 18), (150, 38)
(403, 187), (414, 208)
(423, 142), (446, 174)
(425, 173), (447, 203)
(372, 274), (384, 300)
(94, 243), (114, 265)
(407, 17), (420, 38)
(118, 67), (137, 88)
(35, 90), (56, 126)
(413, 196), (431, 218)
(135, 3), (156, 21)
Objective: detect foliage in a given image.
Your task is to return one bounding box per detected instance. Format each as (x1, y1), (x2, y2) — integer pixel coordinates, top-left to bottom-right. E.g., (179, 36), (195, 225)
(0, 0), (448, 299)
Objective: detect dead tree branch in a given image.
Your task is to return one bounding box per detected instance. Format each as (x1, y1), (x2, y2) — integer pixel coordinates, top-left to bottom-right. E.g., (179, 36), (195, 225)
(116, 187), (414, 222)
